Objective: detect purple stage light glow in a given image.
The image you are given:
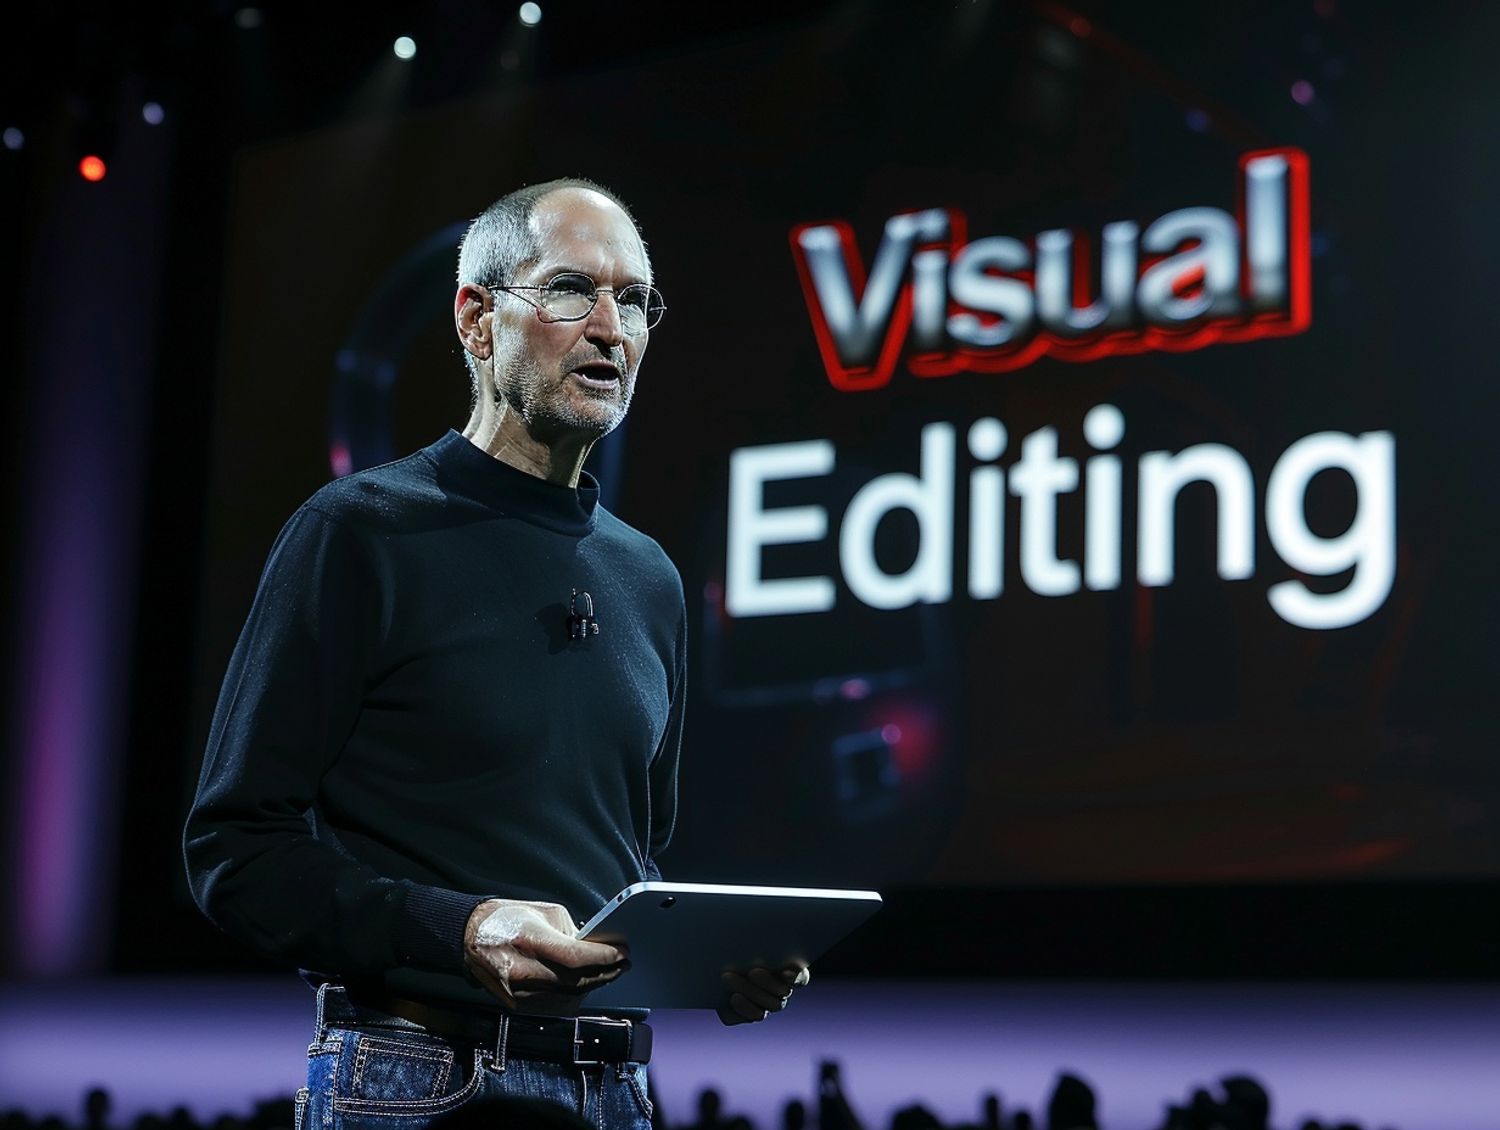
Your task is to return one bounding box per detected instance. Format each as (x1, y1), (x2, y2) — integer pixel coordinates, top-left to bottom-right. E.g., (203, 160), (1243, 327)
(15, 498), (111, 973)
(2, 979), (1497, 1127)
(7, 78), (170, 977)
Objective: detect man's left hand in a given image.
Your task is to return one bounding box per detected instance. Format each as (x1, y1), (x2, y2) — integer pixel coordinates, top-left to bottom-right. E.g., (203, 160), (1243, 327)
(717, 963), (811, 1026)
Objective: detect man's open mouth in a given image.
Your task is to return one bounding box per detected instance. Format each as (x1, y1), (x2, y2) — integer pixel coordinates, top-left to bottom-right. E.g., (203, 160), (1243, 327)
(570, 363), (621, 389)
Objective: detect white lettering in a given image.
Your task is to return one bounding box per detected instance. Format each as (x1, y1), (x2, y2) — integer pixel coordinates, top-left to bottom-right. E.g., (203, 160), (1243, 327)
(1010, 426), (1081, 596)
(723, 412), (1395, 631)
(1245, 152), (1290, 311)
(1083, 404), (1125, 591)
(840, 424), (956, 610)
(1266, 431), (1396, 630)
(796, 209), (949, 367)
(967, 418), (1007, 599)
(726, 441), (836, 617)
(1138, 444), (1255, 585)
(947, 238), (1034, 348)
(1137, 207), (1241, 324)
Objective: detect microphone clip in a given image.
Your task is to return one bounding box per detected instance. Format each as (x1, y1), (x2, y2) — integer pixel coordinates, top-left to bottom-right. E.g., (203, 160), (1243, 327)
(568, 588), (600, 641)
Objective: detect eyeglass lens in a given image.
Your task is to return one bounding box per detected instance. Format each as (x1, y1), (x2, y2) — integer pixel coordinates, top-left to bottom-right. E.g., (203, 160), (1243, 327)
(540, 274), (664, 333)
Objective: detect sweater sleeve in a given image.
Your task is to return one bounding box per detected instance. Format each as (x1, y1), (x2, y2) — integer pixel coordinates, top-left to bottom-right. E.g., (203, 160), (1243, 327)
(183, 504), (487, 977)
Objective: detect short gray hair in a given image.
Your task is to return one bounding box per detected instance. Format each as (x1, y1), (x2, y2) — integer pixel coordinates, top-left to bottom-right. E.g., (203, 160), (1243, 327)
(456, 176), (650, 400)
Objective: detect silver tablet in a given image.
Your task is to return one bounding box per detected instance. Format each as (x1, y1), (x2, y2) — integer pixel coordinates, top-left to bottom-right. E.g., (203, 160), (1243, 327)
(577, 881), (882, 1010)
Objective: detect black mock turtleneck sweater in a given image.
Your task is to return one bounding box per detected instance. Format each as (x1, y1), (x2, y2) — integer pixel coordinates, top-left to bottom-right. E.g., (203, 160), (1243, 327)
(184, 430), (685, 1011)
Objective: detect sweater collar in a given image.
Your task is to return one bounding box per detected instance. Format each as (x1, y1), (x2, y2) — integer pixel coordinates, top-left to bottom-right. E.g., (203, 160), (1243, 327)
(427, 429), (600, 536)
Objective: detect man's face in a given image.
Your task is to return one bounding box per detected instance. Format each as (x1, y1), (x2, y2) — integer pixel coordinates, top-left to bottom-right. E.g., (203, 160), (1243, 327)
(487, 188), (651, 440)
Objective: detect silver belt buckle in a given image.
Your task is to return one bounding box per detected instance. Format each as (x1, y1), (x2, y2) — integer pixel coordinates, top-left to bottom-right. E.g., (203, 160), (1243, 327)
(572, 1016), (632, 1065)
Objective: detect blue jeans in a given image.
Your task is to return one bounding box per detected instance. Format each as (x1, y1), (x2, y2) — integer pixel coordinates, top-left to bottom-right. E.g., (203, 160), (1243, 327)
(296, 984), (654, 1130)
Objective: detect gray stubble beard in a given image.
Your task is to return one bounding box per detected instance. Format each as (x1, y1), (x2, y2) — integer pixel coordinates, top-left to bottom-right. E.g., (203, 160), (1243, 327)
(495, 349), (634, 441)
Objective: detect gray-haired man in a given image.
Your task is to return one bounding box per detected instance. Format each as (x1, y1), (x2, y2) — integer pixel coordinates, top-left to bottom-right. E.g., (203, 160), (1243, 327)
(184, 178), (805, 1128)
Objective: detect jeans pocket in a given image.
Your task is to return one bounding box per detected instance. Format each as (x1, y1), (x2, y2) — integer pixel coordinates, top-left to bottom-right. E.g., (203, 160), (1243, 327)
(351, 1035), (454, 1099)
(330, 1029), (485, 1117)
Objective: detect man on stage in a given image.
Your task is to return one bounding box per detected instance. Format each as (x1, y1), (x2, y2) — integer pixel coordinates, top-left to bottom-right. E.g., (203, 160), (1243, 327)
(184, 178), (806, 1127)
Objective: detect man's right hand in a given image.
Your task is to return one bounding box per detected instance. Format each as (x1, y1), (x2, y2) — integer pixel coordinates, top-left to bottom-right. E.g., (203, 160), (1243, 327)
(463, 898), (629, 1013)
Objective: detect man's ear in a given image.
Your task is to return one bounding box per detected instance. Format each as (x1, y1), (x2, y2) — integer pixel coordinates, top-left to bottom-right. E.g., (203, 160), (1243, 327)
(455, 284), (492, 360)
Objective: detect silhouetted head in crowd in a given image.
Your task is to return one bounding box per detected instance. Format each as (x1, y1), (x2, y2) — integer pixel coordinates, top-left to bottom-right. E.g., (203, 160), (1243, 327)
(1215, 1075), (1270, 1130)
(982, 1094), (1003, 1130)
(694, 1088), (724, 1129)
(1046, 1072), (1096, 1130)
(82, 1090), (109, 1130)
(892, 1104), (944, 1130)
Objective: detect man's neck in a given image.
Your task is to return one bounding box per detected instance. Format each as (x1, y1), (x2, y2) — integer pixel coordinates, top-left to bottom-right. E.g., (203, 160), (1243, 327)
(461, 399), (595, 488)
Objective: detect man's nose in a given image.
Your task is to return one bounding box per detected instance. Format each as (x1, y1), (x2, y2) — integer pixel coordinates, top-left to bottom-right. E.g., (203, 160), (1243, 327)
(583, 289), (627, 347)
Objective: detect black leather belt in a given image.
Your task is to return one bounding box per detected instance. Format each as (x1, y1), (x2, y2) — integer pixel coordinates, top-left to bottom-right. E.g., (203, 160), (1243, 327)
(347, 992), (652, 1066)
(498, 1013), (651, 1066)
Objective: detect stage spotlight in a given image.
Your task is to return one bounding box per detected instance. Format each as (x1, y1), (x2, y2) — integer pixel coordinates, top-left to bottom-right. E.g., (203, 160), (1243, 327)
(1291, 79), (1315, 105)
(519, 3), (542, 27)
(234, 7), (262, 29)
(393, 36), (417, 60)
(142, 102), (165, 125)
(2, 127), (22, 151)
(79, 155), (107, 182)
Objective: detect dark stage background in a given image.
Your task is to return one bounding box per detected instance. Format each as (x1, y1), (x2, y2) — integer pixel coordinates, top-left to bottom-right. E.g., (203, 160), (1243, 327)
(4, 0), (1498, 1061)
(188, 2), (1499, 978)
(197, 4), (1500, 898)
(6, 1), (1500, 1125)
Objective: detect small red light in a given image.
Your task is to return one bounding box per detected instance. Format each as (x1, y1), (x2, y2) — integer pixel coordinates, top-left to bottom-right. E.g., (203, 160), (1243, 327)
(79, 155), (107, 182)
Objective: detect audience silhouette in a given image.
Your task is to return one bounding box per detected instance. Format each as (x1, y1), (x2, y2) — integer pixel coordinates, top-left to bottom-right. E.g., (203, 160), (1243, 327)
(0, 1066), (1401, 1130)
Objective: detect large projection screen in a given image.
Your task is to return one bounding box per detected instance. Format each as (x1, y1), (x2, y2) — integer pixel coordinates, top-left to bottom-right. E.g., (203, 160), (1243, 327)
(195, 4), (1500, 904)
